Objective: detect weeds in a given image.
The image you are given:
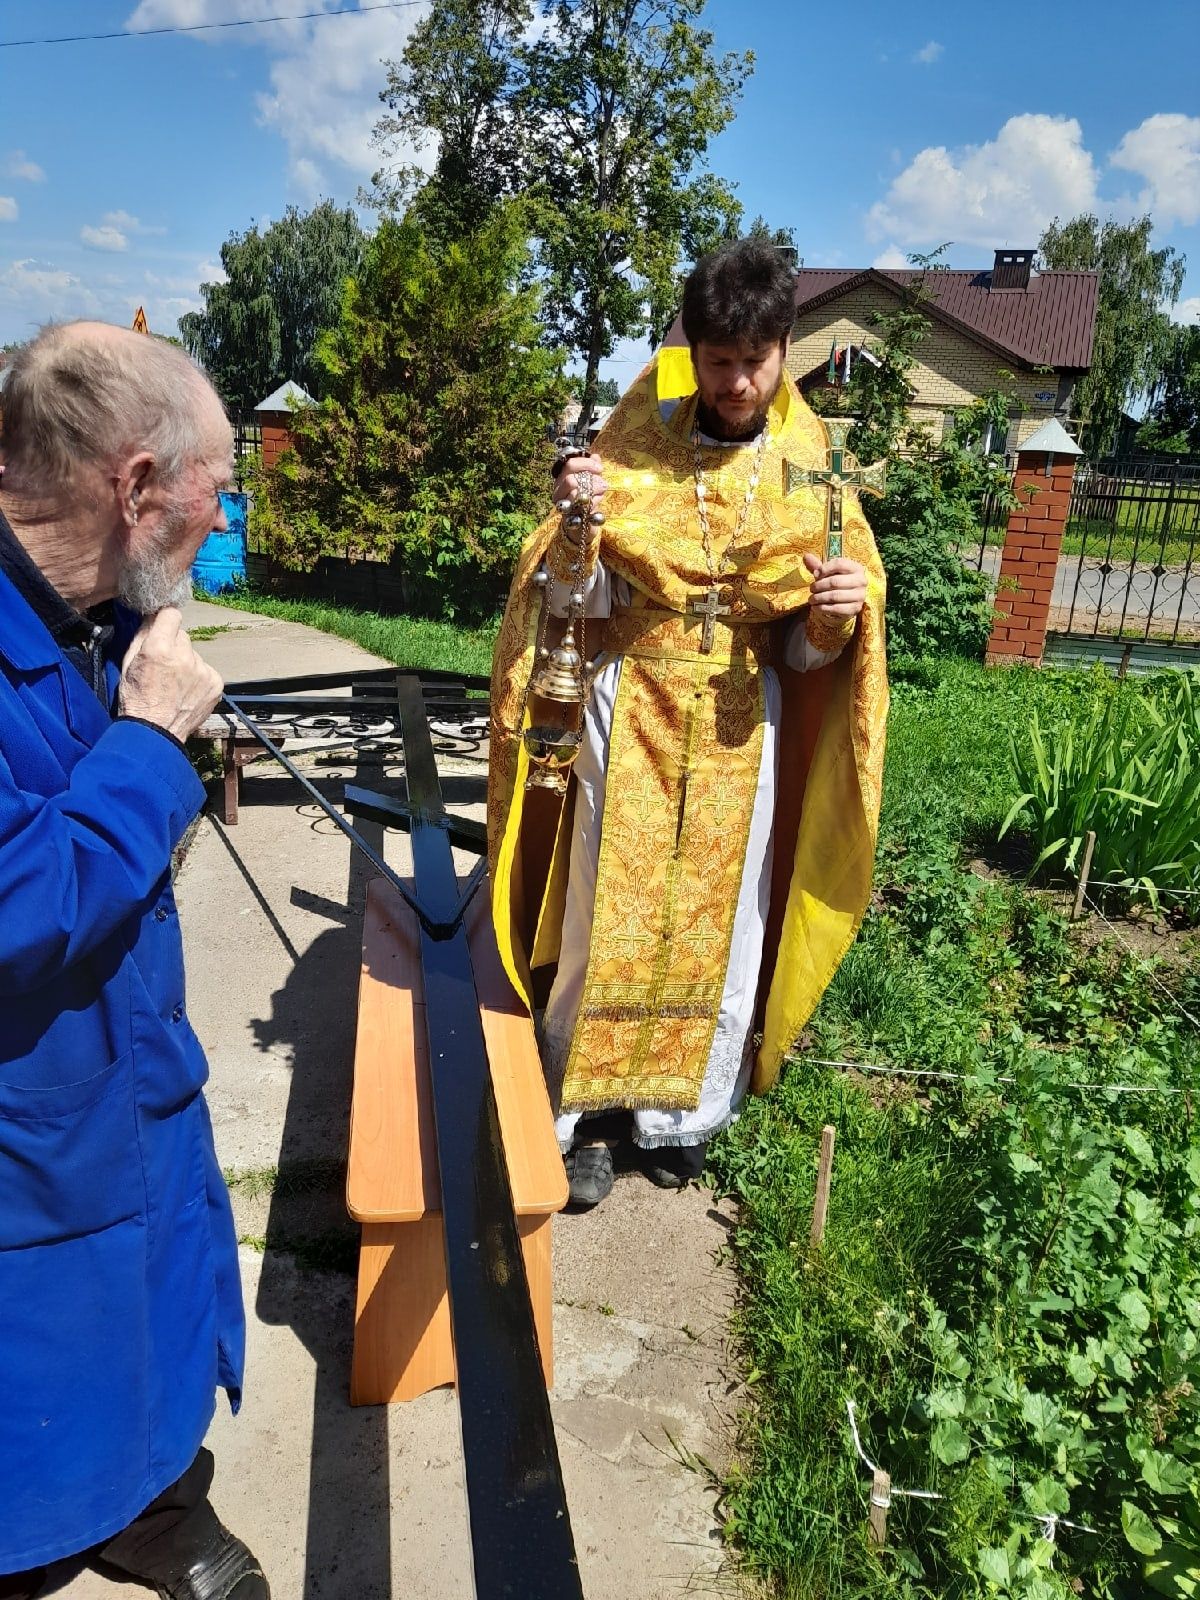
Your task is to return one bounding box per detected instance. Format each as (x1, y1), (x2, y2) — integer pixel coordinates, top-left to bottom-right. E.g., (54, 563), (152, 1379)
(713, 658), (1200, 1599)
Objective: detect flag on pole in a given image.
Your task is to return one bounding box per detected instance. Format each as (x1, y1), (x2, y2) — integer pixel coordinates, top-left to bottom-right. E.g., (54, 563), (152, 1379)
(827, 342), (837, 384)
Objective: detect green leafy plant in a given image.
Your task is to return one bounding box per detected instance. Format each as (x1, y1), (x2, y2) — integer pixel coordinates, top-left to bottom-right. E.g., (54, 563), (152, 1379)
(1001, 671), (1200, 916)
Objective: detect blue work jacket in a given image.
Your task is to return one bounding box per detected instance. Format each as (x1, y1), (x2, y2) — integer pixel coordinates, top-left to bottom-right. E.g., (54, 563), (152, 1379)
(0, 568), (245, 1573)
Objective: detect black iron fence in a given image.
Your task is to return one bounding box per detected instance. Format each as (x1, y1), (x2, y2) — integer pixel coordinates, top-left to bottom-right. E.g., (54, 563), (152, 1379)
(1056, 457), (1200, 646)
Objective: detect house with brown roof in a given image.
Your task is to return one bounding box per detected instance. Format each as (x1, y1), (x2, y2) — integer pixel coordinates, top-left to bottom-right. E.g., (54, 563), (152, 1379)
(661, 249), (1099, 454)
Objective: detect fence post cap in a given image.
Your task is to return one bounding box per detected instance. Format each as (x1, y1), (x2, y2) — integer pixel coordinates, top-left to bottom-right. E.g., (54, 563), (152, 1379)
(1018, 417), (1084, 457)
(254, 379), (315, 414)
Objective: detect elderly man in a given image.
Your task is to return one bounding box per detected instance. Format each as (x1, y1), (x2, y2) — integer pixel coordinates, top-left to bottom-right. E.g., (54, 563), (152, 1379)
(0, 325), (266, 1600)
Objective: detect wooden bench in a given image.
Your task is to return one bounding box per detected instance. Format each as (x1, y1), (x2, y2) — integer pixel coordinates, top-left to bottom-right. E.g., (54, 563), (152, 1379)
(346, 875), (567, 1405)
(193, 712), (275, 826)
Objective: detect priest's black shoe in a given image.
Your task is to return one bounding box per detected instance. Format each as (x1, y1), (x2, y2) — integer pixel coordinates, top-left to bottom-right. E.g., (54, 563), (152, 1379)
(566, 1142), (614, 1208)
(641, 1141), (708, 1190)
(151, 1525), (268, 1600)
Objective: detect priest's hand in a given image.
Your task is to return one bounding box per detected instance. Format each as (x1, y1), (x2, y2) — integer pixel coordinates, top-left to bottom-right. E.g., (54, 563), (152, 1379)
(552, 453), (609, 515)
(803, 552), (868, 618)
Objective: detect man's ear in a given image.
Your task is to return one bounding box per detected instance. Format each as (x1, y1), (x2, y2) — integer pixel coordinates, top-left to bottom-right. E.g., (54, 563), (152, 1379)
(113, 452), (155, 530)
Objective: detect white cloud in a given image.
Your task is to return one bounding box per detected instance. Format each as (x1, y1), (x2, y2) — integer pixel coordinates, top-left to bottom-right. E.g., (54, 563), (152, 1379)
(81, 224), (131, 253)
(5, 151), (45, 183)
(102, 209), (167, 236)
(1172, 295), (1200, 326)
(0, 259), (99, 323)
(865, 114), (1099, 247)
(871, 245), (909, 269)
(913, 40), (943, 65)
(124, 0), (430, 192)
(1110, 113), (1200, 229)
(0, 198), (17, 223)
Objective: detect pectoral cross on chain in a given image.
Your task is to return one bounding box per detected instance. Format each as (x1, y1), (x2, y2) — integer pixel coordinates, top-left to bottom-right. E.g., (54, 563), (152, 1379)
(688, 587), (731, 654)
(782, 418), (887, 560)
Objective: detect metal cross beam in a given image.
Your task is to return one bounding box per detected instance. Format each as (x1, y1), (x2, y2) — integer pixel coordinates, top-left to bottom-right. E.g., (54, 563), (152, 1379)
(391, 674), (583, 1600)
(217, 671), (582, 1600)
(782, 418), (887, 559)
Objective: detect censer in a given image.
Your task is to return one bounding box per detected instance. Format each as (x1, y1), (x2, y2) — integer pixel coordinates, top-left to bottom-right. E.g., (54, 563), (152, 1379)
(521, 461), (605, 794)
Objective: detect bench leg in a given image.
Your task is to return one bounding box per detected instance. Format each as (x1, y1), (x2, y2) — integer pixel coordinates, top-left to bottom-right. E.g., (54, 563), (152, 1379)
(351, 1218), (453, 1405)
(350, 1213), (555, 1404)
(221, 737), (239, 826)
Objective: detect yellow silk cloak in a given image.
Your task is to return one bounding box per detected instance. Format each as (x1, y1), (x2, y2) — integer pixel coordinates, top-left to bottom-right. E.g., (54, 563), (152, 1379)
(487, 359), (888, 1106)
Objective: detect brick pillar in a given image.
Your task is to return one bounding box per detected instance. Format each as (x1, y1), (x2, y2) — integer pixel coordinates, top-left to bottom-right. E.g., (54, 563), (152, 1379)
(259, 411), (294, 470)
(985, 451), (1078, 665)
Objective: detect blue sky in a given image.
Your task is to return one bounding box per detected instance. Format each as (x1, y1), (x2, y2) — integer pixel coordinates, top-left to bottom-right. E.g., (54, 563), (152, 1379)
(0, 0), (1197, 386)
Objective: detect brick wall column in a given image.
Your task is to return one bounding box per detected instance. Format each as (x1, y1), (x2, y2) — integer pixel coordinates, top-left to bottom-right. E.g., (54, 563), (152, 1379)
(259, 412), (295, 471)
(985, 450), (1078, 665)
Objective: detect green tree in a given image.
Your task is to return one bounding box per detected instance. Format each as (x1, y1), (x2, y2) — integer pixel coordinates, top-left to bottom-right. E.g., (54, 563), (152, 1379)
(566, 373), (620, 405)
(367, 0), (532, 241)
(1038, 214), (1186, 455)
(745, 214), (799, 265)
(250, 206), (566, 622)
(180, 202), (366, 412)
(1138, 320), (1200, 454)
(515, 0), (752, 432)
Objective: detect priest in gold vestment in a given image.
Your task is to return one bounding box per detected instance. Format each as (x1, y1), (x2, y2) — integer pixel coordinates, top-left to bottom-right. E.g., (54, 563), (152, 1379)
(489, 239), (889, 1207)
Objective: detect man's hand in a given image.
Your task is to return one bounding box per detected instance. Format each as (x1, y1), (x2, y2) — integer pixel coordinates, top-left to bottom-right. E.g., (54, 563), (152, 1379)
(803, 552), (868, 619)
(553, 453), (609, 511)
(118, 608), (224, 742)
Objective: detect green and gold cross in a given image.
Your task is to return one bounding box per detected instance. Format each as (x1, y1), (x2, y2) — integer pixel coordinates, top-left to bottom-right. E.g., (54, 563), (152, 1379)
(782, 419), (887, 560)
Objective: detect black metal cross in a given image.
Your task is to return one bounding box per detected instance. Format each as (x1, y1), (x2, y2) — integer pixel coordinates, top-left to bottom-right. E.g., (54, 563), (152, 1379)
(782, 418), (887, 560)
(688, 586), (731, 653)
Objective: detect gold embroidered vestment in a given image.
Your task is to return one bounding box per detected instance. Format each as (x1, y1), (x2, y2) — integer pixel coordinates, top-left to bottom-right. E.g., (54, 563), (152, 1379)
(488, 363), (889, 1111)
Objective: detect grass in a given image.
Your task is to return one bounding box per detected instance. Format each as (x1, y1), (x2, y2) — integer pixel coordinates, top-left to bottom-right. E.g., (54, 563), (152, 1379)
(710, 656), (1200, 1599)
(199, 587), (500, 679)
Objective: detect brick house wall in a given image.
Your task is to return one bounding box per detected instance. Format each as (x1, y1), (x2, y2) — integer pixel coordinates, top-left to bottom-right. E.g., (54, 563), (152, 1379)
(786, 282), (1063, 448)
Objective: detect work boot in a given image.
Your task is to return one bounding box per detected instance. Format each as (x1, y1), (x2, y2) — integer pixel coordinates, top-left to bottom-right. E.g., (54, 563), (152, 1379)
(151, 1524), (268, 1600)
(641, 1141), (708, 1190)
(565, 1142), (614, 1209)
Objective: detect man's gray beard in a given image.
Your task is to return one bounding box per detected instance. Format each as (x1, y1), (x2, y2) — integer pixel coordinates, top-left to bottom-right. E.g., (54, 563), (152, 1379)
(117, 548), (193, 615)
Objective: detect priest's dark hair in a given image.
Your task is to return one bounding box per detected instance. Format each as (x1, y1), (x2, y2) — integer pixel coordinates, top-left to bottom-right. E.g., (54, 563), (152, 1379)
(681, 237), (796, 350)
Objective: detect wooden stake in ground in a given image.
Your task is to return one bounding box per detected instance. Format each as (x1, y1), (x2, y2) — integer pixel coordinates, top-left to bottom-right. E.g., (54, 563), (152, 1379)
(809, 1125), (836, 1248)
(868, 1468), (892, 1546)
(1072, 830), (1098, 922)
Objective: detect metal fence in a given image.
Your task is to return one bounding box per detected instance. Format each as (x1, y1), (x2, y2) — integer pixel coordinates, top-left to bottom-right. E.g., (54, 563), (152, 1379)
(231, 415), (262, 488)
(1056, 457), (1200, 646)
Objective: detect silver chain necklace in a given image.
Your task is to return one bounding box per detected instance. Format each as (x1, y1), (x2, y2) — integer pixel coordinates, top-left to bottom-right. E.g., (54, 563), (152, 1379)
(691, 422), (772, 583)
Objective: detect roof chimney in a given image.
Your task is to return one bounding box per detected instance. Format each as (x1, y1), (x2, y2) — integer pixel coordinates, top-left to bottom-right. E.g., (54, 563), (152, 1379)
(992, 248), (1034, 290)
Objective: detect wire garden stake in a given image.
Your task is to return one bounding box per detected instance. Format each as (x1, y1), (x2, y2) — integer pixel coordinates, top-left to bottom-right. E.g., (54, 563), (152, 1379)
(846, 1400), (943, 1549)
(868, 1469), (892, 1547)
(1072, 830), (1098, 922)
(809, 1125), (836, 1249)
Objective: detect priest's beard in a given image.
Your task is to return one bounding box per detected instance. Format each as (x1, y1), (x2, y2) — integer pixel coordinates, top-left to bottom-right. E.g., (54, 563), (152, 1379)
(117, 507), (194, 615)
(695, 396), (771, 443)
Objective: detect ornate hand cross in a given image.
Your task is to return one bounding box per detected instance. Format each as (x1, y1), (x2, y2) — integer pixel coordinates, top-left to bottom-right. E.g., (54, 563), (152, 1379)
(782, 419), (887, 559)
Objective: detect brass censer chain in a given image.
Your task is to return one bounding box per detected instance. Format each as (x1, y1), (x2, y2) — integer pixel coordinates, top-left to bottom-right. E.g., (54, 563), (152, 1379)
(522, 463), (605, 793)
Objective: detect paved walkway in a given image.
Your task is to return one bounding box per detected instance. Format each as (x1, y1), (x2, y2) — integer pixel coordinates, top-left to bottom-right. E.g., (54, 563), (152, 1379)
(44, 602), (739, 1600)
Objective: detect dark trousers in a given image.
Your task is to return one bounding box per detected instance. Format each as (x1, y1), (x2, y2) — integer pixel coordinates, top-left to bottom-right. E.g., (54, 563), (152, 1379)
(0, 1448), (217, 1600)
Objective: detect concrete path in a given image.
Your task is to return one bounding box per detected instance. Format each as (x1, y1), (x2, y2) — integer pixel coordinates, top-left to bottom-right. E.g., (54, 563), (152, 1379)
(43, 602), (740, 1600)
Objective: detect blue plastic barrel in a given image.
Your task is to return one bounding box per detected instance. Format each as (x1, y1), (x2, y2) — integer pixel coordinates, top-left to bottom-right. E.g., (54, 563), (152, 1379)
(191, 491), (247, 595)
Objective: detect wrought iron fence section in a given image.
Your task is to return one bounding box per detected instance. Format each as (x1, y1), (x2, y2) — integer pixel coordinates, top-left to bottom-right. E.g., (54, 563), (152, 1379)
(1061, 458), (1200, 645)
